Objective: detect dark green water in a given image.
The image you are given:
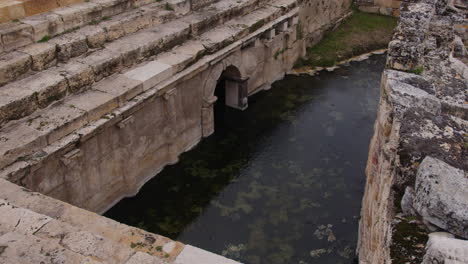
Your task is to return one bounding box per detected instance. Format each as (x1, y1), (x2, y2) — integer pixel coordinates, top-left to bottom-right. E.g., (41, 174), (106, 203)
(105, 54), (385, 264)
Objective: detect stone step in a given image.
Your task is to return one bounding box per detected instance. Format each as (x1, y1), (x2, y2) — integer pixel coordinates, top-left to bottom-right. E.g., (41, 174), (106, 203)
(0, 179), (183, 262)
(0, 0), (297, 175)
(0, 0), (193, 87)
(0, 0), (191, 52)
(0, 0), (264, 126)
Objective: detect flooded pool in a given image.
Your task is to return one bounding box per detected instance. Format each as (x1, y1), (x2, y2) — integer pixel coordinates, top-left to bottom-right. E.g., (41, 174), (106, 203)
(105, 54), (386, 264)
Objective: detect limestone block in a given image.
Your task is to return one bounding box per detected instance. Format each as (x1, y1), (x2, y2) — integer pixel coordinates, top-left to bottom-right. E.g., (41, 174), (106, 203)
(0, 123), (47, 169)
(358, 6), (381, 14)
(0, 232), (100, 264)
(0, 87), (35, 126)
(400, 187), (417, 216)
(51, 31), (89, 62)
(53, 6), (85, 31)
(125, 31), (164, 58)
(0, 51), (31, 86)
(98, 0), (130, 17)
(78, 49), (122, 81)
(26, 102), (87, 144)
(157, 52), (194, 73)
(384, 70), (441, 115)
(81, 25), (106, 48)
(28, 70), (69, 108)
(119, 11), (152, 36)
(21, 0), (58, 17)
(154, 20), (190, 47)
(125, 252), (166, 264)
(22, 13), (63, 40)
(74, 2), (103, 25)
(44, 12), (65, 36)
(0, 22), (33, 51)
(100, 17), (126, 41)
(171, 40), (206, 59)
(413, 157), (468, 239)
(56, 60), (94, 93)
(60, 230), (135, 263)
(0, 0), (25, 23)
(66, 89), (119, 122)
(175, 245), (242, 264)
(105, 38), (143, 67)
(124, 60), (173, 91)
(0, 199), (52, 235)
(422, 233), (468, 264)
(19, 42), (57, 71)
(94, 74), (143, 105)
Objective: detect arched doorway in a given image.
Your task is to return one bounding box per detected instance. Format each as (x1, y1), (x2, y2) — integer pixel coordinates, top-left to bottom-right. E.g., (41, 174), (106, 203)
(215, 65), (248, 111)
(201, 65), (248, 138)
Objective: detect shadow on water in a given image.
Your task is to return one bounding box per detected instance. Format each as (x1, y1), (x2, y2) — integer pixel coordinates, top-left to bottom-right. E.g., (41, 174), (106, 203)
(105, 54), (386, 264)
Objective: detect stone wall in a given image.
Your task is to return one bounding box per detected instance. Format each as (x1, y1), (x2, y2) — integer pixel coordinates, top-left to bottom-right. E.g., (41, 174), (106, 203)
(357, 0), (467, 263)
(356, 0), (402, 16)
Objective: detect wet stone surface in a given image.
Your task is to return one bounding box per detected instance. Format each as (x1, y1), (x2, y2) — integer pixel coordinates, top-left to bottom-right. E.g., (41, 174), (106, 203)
(105, 54), (386, 264)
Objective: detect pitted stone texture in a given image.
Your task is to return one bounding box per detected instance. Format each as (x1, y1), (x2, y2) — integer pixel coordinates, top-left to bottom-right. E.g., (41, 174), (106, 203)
(401, 187), (417, 216)
(0, 51), (31, 87)
(422, 232), (468, 264)
(125, 252), (167, 264)
(383, 70), (441, 115)
(0, 199), (52, 235)
(19, 42), (57, 71)
(412, 156), (468, 239)
(0, 232), (102, 264)
(399, 109), (467, 176)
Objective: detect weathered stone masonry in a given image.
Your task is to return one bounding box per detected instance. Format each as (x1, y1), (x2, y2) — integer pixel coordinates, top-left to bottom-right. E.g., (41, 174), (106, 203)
(0, 0), (352, 262)
(358, 0), (467, 263)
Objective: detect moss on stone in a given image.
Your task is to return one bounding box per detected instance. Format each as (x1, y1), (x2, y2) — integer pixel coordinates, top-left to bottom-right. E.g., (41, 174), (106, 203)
(390, 216), (429, 264)
(249, 20), (265, 33)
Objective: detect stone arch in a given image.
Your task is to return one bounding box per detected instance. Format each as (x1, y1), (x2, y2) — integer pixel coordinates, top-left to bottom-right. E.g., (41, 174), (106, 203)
(201, 58), (249, 138)
(202, 52), (247, 100)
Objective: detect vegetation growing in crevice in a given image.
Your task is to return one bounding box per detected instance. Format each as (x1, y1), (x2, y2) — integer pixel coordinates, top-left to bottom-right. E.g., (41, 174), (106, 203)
(390, 216), (429, 264)
(295, 10), (397, 68)
(407, 65), (424, 75)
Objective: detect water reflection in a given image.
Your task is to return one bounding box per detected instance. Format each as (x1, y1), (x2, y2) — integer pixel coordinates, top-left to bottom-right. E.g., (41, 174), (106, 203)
(105, 54), (385, 264)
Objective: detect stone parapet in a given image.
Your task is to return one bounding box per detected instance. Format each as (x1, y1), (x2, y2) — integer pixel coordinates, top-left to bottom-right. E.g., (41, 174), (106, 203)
(358, 0), (467, 263)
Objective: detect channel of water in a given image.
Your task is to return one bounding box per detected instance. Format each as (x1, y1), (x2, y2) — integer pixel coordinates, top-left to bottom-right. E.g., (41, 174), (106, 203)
(105, 54), (386, 264)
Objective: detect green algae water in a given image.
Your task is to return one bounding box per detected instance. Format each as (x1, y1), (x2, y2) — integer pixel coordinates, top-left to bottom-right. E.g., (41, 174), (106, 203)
(105, 54), (386, 264)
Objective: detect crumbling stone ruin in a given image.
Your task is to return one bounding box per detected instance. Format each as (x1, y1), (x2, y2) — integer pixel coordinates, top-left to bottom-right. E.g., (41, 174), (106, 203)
(0, 0), (352, 262)
(0, 0), (466, 262)
(357, 0), (468, 263)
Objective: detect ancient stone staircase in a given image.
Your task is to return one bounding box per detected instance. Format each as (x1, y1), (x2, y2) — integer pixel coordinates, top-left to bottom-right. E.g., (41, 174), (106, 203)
(0, 0), (298, 171)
